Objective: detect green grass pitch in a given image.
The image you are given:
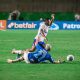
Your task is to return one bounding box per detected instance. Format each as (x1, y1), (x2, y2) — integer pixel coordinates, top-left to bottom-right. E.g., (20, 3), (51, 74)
(0, 30), (80, 80)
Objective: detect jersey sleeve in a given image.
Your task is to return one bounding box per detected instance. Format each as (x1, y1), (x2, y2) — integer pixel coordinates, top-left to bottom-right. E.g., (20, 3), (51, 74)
(40, 22), (45, 29)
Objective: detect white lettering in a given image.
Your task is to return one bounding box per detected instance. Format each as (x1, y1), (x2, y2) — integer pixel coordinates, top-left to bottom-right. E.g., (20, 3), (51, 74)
(8, 22), (37, 29)
(63, 23), (80, 29)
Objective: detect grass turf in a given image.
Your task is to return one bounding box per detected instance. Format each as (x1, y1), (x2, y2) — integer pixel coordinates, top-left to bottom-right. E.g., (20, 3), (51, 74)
(0, 30), (80, 80)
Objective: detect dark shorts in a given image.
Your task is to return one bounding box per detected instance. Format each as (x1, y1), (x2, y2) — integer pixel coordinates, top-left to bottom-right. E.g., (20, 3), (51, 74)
(32, 39), (45, 47)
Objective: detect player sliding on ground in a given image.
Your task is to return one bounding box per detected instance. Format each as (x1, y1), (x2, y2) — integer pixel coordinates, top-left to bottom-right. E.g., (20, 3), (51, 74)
(7, 43), (61, 64)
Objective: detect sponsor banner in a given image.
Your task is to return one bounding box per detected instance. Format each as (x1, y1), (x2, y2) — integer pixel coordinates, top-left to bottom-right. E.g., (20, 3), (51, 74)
(0, 20), (6, 30)
(49, 22), (59, 30)
(7, 21), (41, 29)
(50, 21), (80, 30)
(7, 20), (80, 30)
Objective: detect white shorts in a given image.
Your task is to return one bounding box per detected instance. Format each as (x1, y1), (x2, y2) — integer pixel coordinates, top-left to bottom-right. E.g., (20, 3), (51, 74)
(23, 52), (30, 64)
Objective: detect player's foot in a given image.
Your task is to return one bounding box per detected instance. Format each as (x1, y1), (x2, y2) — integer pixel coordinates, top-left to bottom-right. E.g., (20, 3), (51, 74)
(12, 48), (16, 54)
(58, 59), (66, 63)
(7, 59), (13, 63)
(57, 59), (61, 63)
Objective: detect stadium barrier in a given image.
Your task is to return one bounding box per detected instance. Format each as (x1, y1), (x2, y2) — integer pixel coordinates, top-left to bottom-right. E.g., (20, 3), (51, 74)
(50, 21), (80, 30)
(0, 20), (6, 30)
(7, 20), (40, 29)
(0, 20), (80, 30)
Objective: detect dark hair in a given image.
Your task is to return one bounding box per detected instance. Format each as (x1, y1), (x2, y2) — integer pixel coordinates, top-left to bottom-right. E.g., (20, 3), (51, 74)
(45, 18), (50, 20)
(11, 13), (17, 20)
(43, 18), (50, 21)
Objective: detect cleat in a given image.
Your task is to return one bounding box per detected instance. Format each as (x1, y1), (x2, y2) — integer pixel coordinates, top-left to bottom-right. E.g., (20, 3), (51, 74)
(7, 59), (13, 63)
(12, 48), (16, 54)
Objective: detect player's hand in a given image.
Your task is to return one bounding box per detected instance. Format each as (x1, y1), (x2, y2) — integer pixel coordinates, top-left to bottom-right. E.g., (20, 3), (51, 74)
(45, 37), (48, 42)
(7, 59), (13, 63)
(45, 38), (48, 44)
(51, 14), (55, 19)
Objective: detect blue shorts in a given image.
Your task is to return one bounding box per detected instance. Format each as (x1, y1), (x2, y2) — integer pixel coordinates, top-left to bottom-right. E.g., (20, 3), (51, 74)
(32, 39), (45, 46)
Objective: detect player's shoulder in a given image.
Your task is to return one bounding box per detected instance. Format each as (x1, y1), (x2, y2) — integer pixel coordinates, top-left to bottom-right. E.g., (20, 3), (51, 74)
(40, 22), (45, 26)
(39, 22), (46, 29)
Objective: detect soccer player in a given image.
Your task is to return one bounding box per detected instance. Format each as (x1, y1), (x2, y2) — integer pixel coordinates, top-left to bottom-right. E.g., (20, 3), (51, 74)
(28, 14), (55, 52)
(7, 42), (61, 64)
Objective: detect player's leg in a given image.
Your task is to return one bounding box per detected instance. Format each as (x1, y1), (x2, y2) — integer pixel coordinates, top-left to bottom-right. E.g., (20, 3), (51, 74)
(12, 49), (23, 54)
(7, 50), (30, 64)
(12, 49), (24, 59)
(45, 53), (61, 64)
(28, 39), (37, 52)
(7, 56), (24, 63)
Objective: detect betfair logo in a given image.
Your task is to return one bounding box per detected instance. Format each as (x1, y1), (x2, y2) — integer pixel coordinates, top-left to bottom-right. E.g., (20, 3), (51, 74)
(8, 22), (36, 29)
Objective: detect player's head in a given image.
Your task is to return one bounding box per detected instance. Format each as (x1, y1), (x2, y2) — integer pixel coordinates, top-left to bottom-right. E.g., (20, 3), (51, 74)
(45, 44), (52, 51)
(44, 18), (51, 26)
(11, 13), (17, 20)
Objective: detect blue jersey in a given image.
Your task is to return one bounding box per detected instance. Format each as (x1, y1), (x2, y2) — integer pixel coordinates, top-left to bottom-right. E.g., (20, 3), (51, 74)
(28, 43), (54, 63)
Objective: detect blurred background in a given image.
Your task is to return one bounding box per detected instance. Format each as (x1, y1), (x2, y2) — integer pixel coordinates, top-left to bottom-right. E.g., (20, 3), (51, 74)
(0, 0), (80, 21)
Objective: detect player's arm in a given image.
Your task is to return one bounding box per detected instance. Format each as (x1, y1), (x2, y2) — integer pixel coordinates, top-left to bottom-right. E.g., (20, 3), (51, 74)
(7, 56), (24, 63)
(49, 14), (55, 26)
(48, 57), (61, 64)
(48, 56), (54, 63)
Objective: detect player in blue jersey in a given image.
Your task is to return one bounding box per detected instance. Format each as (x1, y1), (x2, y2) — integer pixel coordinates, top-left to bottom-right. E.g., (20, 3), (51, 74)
(7, 43), (61, 64)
